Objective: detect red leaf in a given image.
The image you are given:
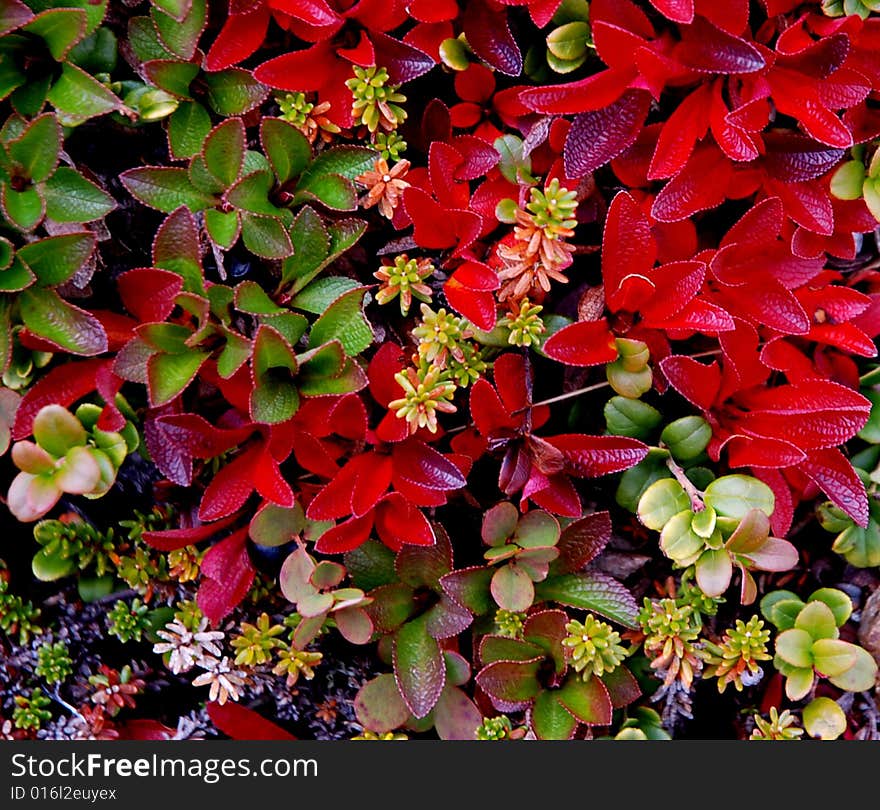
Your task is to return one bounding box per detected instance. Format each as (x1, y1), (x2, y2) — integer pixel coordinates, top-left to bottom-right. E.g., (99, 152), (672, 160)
(154, 414), (254, 458)
(542, 320), (618, 367)
(393, 440), (468, 491)
(371, 30), (435, 85)
(752, 468), (794, 536)
(117, 268), (184, 325)
(461, 0), (522, 76)
(197, 529), (255, 623)
(444, 277), (497, 331)
(368, 342), (408, 408)
(402, 187), (481, 253)
(800, 448), (868, 528)
(152, 206), (202, 275)
(352, 453), (393, 516)
(205, 5), (270, 71)
(648, 0), (693, 22)
(375, 493), (436, 551)
(206, 702), (296, 740)
(470, 378), (517, 436)
(651, 145), (732, 222)
(737, 382), (870, 450)
(548, 434), (648, 477)
(659, 356), (721, 411)
(649, 84), (711, 179)
(674, 17), (765, 73)
(143, 514), (238, 551)
(13, 360), (108, 440)
(564, 90), (651, 178)
(253, 445), (294, 507)
(723, 435), (806, 468)
(314, 512), (375, 554)
(602, 191), (656, 311)
(553, 511), (612, 573)
(450, 135), (501, 180)
(763, 134), (846, 183)
(199, 446), (261, 521)
(519, 66), (634, 115)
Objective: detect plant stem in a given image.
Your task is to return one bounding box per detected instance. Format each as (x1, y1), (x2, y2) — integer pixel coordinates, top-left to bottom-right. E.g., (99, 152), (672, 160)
(664, 451), (705, 512)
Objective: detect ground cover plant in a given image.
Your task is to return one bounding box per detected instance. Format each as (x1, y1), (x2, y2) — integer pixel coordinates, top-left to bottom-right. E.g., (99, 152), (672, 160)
(1, 0), (880, 742)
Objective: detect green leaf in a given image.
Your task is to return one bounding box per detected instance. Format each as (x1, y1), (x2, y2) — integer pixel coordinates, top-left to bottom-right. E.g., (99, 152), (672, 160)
(43, 167), (115, 222)
(16, 232), (95, 287)
(33, 404), (86, 456)
(534, 572), (639, 628)
(297, 172), (357, 211)
(22, 9), (87, 60)
(204, 208), (239, 250)
(830, 160), (866, 201)
(20, 287), (106, 355)
(494, 134), (532, 185)
(167, 101), (210, 159)
(8, 113), (60, 183)
(203, 118), (245, 187)
(249, 502), (306, 547)
(280, 206), (330, 293)
(260, 118), (311, 185)
(694, 549), (732, 598)
(143, 58), (198, 98)
(637, 478), (689, 531)
(46, 63), (120, 122)
(604, 396), (662, 439)
(490, 565), (535, 612)
(302, 145), (377, 182)
(253, 324), (297, 375)
(858, 388), (880, 442)
(704, 475), (775, 520)
(263, 312), (308, 347)
(864, 176), (880, 222)
(121, 167), (214, 213)
(309, 287), (373, 356)
(204, 68), (268, 116)
(659, 511), (705, 566)
(152, 0), (205, 60)
(616, 453), (670, 513)
(530, 691), (578, 740)
(439, 567), (494, 616)
(27, 0), (107, 35)
(10, 72), (50, 118)
(68, 26), (117, 74)
(557, 675), (612, 726)
(808, 588), (853, 627)
(1, 184), (45, 231)
(326, 217), (367, 262)
(783, 665), (815, 701)
(32, 547), (76, 581)
(345, 539), (397, 591)
(393, 616), (446, 719)
(147, 348), (207, 406)
(354, 673), (411, 734)
(775, 628), (815, 669)
(240, 213), (293, 260)
(226, 171), (283, 217)
(0, 258), (35, 292)
(187, 155), (224, 195)
(127, 15), (172, 62)
(802, 697), (847, 740)
(516, 510), (560, 548)
(215, 329), (250, 379)
(152, 0), (192, 22)
(811, 638), (857, 677)
(827, 645), (878, 692)
(661, 416), (712, 461)
(482, 502), (518, 545)
(794, 600), (839, 641)
(234, 281), (284, 315)
(760, 590), (805, 630)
